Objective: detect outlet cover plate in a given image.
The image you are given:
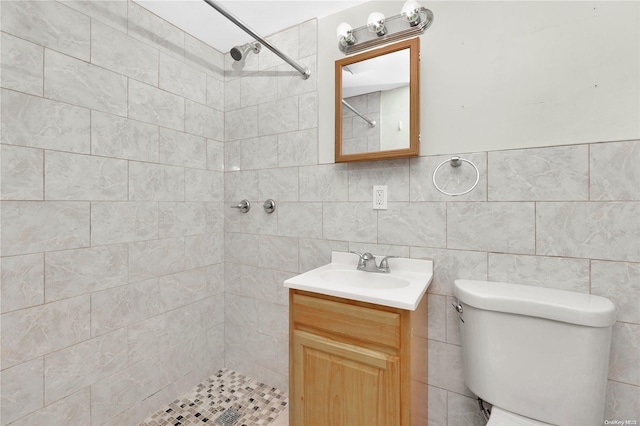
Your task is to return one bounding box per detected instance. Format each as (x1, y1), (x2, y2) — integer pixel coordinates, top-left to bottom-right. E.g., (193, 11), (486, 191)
(373, 185), (388, 210)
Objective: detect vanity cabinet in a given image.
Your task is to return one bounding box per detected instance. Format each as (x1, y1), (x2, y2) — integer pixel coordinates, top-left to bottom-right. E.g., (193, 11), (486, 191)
(289, 290), (427, 426)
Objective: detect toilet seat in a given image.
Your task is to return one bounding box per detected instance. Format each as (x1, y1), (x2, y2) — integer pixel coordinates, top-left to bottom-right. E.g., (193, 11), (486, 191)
(486, 407), (553, 426)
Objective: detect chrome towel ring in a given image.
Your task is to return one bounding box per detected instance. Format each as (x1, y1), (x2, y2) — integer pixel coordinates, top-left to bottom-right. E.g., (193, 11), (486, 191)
(432, 156), (479, 197)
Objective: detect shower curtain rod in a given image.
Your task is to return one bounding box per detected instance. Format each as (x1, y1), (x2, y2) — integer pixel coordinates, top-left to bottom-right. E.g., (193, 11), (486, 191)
(202, 0), (311, 79)
(342, 99), (376, 128)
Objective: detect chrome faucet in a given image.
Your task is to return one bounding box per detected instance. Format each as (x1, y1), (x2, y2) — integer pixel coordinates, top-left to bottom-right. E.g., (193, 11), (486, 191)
(350, 252), (398, 273)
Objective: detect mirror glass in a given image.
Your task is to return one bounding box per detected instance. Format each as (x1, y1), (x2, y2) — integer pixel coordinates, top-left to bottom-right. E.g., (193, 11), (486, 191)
(335, 38), (419, 162)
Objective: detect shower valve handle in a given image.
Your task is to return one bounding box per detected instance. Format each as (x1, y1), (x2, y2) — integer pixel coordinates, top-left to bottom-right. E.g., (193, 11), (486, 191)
(230, 199), (250, 213)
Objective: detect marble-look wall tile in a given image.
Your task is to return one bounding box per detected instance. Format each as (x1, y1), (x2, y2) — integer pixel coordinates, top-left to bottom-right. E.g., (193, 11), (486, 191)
(91, 21), (158, 86)
(225, 323), (278, 372)
(608, 322), (640, 386)
(91, 202), (158, 245)
(239, 135), (278, 170)
(225, 140), (242, 171)
(9, 388), (90, 426)
(207, 140), (225, 171)
(185, 100), (224, 140)
(44, 329), (127, 404)
(129, 162), (184, 201)
(91, 111), (159, 162)
(411, 247), (488, 296)
(410, 153), (487, 202)
(159, 54), (206, 104)
(447, 392), (486, 426)
(259, 168), (299, 202)
(259, 235), (299, 272)
(44, 244), (128, 302)
(349, 159), (410, 202)
(240, 73), (277, 108)
(258, 301), (288, 339)
(1, 144), (43, 200)
(278, 128), (318, 167)
(1, 89), (90, 153)
(277, 203), (323, 239)
(1, 1), (90, 61)
(129, 237), (185, 282)
(185, 34), (224, 79)
(128, 79), (185, 130)
(277, 56), (317, 99)
(1, 201), (90, 256)
(427, 340), (471, 396)
(298, 239), (349, 273)
(1, 32), (43, 96)
(226, 106), (258, 141)
(260, 26), (298, 71)
(225, 295), (258, 330)
(537, 202), (640, 262)
(448, 202), (535, 255)
(428, 386), (448, 426)
(298, 19), (317, 58)
(185, 169), (224, 202)
(591, 140), (640, 201)
(44, 151), (128, 201)
(159, 128), (207, 169)
(127, 314), (166, 364)
(225, 233), (260, 266)
(591, 261), (640, 324)
(427, 294), (447, 343)
(604, 380), (640, 422)
(225, 170), (259, 201)
(185, 234), (224, 269)
(1, 295), (90, 368)
(323, 202), (377, 243)
(158, 268), (208, 311)
(488, 145), (588, 201)
(127, 1), (184, 59)
(207, 75), (225, 112)
(91, 279), (162, 336)
(258, 97), (299, 136)
(299, 164), (348, 201)
(90, 356), (166, 425)
(488, 253), (590, 293)
(1, 254), (44, 313)
(0, 358), (44, 425)
(225, 78), (242, 111)
(44, 50), (127, 117)
(378, 202), (447, 248)
(298, 92), (318, 130)
(60, 0), (128, 32)
(159, 202), (206, 238)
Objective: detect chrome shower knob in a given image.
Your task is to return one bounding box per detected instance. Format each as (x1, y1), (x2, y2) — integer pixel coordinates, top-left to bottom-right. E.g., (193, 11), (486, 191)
(263, 199), (276, 213)
(230, 199), (250, 213)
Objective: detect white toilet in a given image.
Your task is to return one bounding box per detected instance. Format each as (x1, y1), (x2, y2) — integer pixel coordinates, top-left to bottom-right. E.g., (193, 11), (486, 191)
(453, 279), (616, 426)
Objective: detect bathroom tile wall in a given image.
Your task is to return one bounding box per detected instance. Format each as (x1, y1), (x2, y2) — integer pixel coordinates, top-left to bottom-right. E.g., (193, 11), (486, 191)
(1, 1), (225, 425)
(223, 22), (640, 426)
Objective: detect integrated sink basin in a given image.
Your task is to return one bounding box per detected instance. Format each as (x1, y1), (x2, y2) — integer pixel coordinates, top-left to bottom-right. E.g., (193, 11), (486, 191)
(284, 251), (433, 310)
(320, 270), (410, 289)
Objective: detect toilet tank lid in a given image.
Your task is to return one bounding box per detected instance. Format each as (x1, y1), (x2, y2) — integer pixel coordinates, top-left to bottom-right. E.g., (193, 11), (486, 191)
(453, 280), (617, 327)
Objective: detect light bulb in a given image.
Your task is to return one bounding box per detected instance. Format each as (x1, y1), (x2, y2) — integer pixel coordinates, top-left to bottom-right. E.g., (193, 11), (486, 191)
(401, 0), (422, 26)
(367, 12), (386, 36)
(336, 22), (356, 46)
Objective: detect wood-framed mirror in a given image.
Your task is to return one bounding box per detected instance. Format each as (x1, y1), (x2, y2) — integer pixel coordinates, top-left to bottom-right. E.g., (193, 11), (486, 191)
(335, 38), (420, 163)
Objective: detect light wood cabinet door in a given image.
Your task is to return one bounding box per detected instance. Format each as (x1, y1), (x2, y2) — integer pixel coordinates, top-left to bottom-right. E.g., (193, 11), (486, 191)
(291, 329), (401, 426)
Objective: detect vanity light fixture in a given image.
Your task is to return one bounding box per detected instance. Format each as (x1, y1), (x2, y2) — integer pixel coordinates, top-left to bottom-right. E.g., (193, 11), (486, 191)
(367, 12), (387, 36)
(337, 0), (433, 55)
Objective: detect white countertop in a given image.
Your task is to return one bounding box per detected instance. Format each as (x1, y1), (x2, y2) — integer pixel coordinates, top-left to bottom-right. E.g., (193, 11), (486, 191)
(284, 251), (433, 310)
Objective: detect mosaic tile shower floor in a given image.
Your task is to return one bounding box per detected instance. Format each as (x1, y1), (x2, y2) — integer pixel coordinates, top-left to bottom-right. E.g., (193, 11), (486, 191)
(140, 369), (288, 426)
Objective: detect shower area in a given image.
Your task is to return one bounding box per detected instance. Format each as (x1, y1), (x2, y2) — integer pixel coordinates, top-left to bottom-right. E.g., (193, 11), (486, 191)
(0, 0), (315, 424)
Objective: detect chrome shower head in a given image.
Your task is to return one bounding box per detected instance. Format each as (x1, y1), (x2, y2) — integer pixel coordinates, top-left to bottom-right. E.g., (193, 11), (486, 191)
(230, 42), (261, 61)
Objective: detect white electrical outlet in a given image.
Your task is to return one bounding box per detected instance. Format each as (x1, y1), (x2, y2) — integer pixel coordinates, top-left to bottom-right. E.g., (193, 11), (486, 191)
(373, 185), (388, 210)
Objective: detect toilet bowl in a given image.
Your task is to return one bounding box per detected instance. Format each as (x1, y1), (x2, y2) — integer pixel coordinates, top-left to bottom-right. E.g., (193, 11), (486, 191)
(486, 407), (553, 426)
(453, 279), (616, 426)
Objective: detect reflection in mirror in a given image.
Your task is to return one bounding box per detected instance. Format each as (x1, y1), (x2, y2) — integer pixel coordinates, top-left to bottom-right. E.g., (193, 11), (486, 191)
(335, 38), (419, 162)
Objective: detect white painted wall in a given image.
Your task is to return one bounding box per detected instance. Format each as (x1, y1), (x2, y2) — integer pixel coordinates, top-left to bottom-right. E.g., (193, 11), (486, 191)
(380, 85), (410, 150)
(318, 1), (640, 163)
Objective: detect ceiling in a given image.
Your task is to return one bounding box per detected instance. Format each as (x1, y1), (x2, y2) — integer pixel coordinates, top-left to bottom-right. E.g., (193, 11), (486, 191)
(135, 0), (368, 53)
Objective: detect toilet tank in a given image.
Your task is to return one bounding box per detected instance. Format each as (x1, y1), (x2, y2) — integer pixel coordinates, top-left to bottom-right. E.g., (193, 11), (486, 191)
(453, 280), (616, 426)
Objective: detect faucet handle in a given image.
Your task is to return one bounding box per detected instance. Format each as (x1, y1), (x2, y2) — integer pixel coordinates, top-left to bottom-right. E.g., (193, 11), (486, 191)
(349, 251), (363, 259)
(378, 255), (398, 271)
